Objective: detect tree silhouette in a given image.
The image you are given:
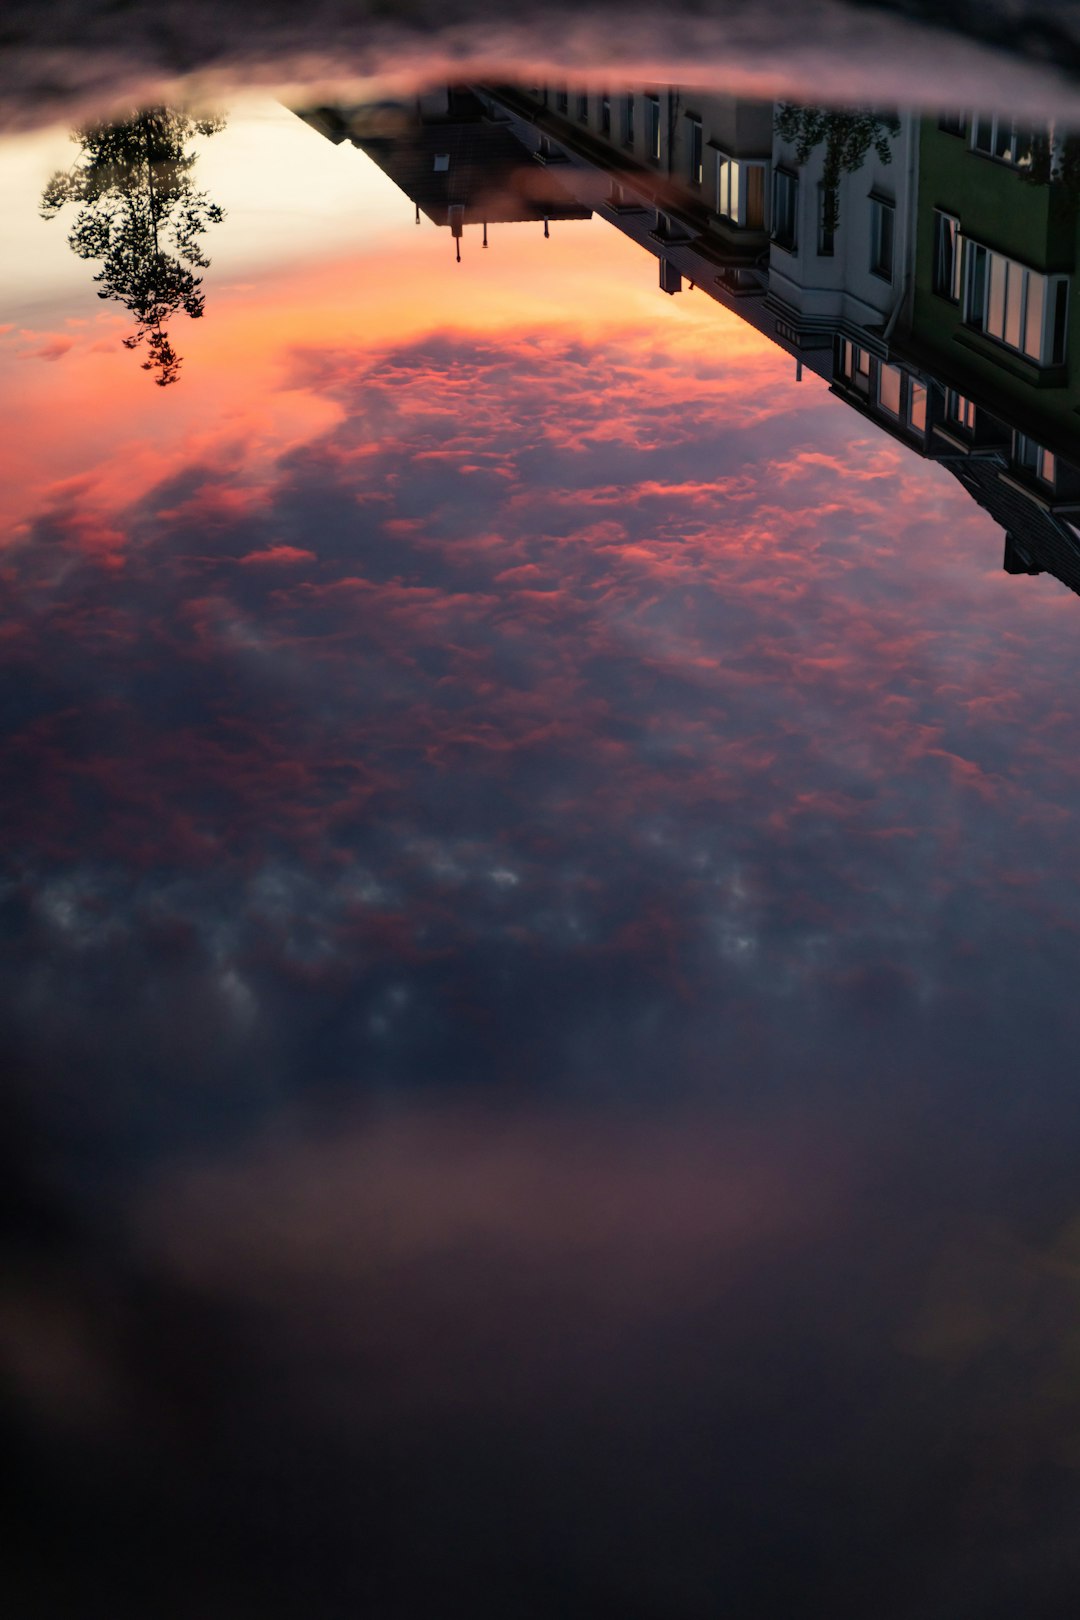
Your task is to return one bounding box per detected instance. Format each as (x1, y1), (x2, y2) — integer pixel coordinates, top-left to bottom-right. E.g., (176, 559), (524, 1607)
(1021, 128), (1080, 201)
(41, 109), (226, 387)
(773, 106), (900, 233)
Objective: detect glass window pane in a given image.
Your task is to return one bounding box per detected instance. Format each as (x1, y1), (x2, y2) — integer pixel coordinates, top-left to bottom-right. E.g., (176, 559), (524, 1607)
(910, 383), (927, 432)
(1023, 271), (1045, 360)
(772, 169), (797, 242)
(689, 120), (703, 185)
(966, 244), (987, 327)
(1004, 262), (1024, 350)
(879, 364), (903, 415)
(1052, 279), (1069, 364)
(648, 97), (661, 160)
(987, 253), (1007, 339)
(934, 213), (957, 297)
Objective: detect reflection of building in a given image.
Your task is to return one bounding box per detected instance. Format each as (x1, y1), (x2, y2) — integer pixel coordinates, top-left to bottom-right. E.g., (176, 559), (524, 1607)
(295, 88), (591, 260)
(299, 84), (1080, 597)
(895, 114), (1080, 589)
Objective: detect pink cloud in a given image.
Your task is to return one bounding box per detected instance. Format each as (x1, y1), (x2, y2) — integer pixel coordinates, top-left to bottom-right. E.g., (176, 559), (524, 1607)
(239, 545), (317, 566)
(20, 335), (76, 362)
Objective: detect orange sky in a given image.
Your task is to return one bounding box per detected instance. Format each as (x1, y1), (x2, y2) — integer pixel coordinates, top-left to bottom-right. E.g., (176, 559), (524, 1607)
(0, 181), (798, 539)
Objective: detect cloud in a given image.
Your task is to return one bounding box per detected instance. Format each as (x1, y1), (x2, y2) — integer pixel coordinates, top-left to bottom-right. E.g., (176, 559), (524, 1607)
(239, 544), (317, 565)
(19, 334), (76, 361)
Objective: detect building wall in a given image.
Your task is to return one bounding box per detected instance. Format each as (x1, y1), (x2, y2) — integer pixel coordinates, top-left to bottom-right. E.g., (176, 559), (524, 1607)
(767, 113), (919, 333)
(907, 117), (1080, 464)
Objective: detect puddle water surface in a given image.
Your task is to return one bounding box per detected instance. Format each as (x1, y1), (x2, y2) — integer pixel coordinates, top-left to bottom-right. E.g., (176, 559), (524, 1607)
(4, 43), (1080, 1620)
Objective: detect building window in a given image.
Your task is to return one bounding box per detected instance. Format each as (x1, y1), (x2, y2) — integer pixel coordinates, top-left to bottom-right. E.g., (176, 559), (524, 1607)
(577, 92), (589, 123)
(623, 94), (635, 147)
(601, 93), (611, 135)
(878, 362), (903, 416)
(688, 117), (703, 186)
(947, 390), (976, 431)
(717, 154), (740, 223)
(971, 115), (1034, 165)
(772, 168), (798, 250)
(938, 112), (967, 137)
(964, 242), (1068, 364)
(556, 88), (568, 114)
(1051, 278), (1070, 365)
(745, 166), (765, 230)
(720, 157), (766, 230)
(838, 339), (871, 393)
(870, 196), (895, 281)
(933, 211), (962, 302)
(817, 184), (836, 255)
(647, 95), (661, 161)
(909, 381), (927, 432)
(1015, 435), (1056, 486)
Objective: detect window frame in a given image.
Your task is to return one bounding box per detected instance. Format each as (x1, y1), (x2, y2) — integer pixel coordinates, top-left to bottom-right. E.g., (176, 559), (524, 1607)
(963, 239), (1069, 366)
(946, 390), (977, 431)
(647, 94), (662, 163)
(933, 211), (963, 303)
(771, 166), (798, 251)
(687, 116), (703, 187)
(971, 114), (1034, 166)
(869, 194), (895, 282)
(1015, 434), (1056, 487)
